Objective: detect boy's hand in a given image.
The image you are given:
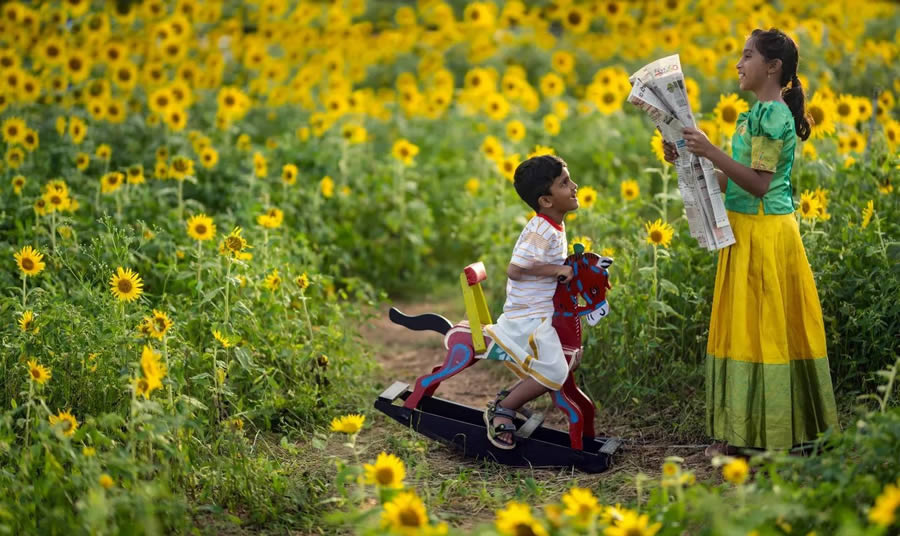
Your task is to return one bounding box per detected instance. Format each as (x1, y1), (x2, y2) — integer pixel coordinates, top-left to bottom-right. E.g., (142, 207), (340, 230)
(555, 264), (574, 284)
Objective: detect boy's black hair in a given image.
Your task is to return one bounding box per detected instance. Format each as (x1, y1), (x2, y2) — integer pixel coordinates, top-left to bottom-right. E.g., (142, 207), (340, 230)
(513, 154), (567, 212)
(750, 28), (811, 141)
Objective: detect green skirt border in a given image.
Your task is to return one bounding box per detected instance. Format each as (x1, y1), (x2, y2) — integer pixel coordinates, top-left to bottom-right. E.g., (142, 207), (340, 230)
(706, 354), (839, 450)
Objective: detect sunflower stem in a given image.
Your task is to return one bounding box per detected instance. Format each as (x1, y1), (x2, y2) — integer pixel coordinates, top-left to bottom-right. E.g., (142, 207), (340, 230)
(177, 180), (184, 223)
(300, 292), (314, 341)
(163, 335), (173, 414)
(129, 379), (137, 461)
(224, 258), (232, 325)
(21, 276), (27, 309)
(651, 245), (658, 333)
(24, 380), (34, 449)
(211, 347), (220, 423)
(196, 240), (203, 294)
(50, 210), (57, 256)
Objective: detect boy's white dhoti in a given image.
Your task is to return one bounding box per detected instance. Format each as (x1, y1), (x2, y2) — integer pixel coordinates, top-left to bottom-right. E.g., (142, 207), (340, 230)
(485, 313), (569, 391)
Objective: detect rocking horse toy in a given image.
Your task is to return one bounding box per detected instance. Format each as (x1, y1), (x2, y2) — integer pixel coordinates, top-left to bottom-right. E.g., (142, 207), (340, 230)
(375, 244), (623, 473)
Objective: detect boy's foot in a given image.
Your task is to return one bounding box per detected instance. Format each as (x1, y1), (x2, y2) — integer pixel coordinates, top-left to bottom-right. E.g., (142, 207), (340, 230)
(704, 441), (740, 457)
(483, 405), (517, 450)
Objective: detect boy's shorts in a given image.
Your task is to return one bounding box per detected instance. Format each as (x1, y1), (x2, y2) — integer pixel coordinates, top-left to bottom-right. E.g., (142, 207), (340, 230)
(484, 313), (569, 391)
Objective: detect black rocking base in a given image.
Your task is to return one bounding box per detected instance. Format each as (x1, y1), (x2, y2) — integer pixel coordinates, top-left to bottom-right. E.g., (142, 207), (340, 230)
(374, 381), (622, 474)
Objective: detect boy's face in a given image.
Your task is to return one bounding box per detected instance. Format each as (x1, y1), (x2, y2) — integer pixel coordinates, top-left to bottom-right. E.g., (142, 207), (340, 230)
(539, 167), (579, 213)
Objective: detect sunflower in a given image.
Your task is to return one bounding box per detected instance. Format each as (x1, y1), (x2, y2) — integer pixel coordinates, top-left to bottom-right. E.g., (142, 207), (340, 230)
(75, 152), (90, 171)
(140, 344), (167, 387)
(11, 175), (25, 195)
(391, 139), (420, 166)
(543, 114), (561, 136)
(722, 457), (750, 485)
(263, 269), (282, 291)
(109, 267), (144, 302)
(834, 94), (858, 125)
(861, 200), (874, 229)
(499, 154), (519, 182)
(5, 147), (24, 169)
(484, 93), (510, 121)
(495, 502), (547, 536)
(806, 93), (837, 139)
(147, 310), (173, 339)
(296, 273), (310, 291)
(68, 117), (87, 145)
(797, 190), (821, 220)
(219, 227), (251, 258)
(212, 329), (236, 348)
(282, 164), (298, 185)
(257, 208), (284, 229)
(714, 94), (750, 137)
(577, 186), (598, 209)
(95, 144), (112, 161)
(502, 120), (524, 142)
(481, 135), (504, 161)
(645, 219), (675, 247)
(561, 487), (601, 527)
(43, 189), (70, 212)
(620, 179), (640, 201)
(49, 410), (79, 437)
(330, 414), (365, 434)
(100, 172), (124, 194)
(311, 173), (332, 198)
(187, 214), (216, 241)
(650, 130), (669, 165)
(882, 119), (899, 151)
(27, 358), (51, 384)
(590, 84), (623, 115)
(169, 156), (195, 181)
(869, 481), (900, 527)
(382, 491), (429, 533)
(363, 452), (405, 489)
(561, 5), (591, 33)
(64, 51), (91, 84)
(1, 117), (26, 144)
(604, 510), (662, 536)
(551, 51), (575, 75)
(199, 146), (218, 169)
(99, 474), (114, 489)
(15, 245), (45, 276)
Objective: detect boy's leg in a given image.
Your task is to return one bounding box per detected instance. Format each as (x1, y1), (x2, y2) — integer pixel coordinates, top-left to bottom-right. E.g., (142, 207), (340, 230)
(492, 377), (549, 444)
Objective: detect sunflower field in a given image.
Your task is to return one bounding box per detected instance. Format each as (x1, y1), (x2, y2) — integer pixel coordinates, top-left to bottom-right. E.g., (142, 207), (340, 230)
(1, 0), (899, 534)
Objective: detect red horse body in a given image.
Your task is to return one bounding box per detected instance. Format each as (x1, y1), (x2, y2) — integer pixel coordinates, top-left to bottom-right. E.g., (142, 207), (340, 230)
(392, 248), (612, 450)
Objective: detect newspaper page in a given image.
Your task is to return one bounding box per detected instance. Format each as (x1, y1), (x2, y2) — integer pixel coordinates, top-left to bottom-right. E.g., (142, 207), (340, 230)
(628, 55), (735, 250)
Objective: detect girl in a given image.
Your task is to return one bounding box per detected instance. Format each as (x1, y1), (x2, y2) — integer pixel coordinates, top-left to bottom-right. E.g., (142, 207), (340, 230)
(665, 28), (839, 455)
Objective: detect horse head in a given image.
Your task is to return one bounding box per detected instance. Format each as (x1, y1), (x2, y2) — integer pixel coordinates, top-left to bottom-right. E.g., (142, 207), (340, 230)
(554, 243), (613, 328)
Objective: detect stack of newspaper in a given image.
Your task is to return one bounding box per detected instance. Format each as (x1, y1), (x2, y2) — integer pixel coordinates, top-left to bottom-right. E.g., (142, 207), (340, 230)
(627, 55), (736, 251)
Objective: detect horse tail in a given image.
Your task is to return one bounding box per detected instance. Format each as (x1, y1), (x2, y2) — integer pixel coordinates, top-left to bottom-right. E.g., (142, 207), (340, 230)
(389, 307), (453, 335)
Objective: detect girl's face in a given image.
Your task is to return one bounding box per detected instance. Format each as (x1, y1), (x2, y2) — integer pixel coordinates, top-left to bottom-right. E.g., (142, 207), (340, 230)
(736, 37), (773, 92)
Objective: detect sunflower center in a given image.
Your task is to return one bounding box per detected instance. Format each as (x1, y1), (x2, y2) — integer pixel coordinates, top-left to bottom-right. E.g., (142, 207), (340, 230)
(154, 317), (167, 331)
(603, 92), (615, 104)
(809, 106), (824, 124)
(138, 378), (149, 391)
(225, 236), (243, 251)
(514, 523), (538, 536)
(651, 230), (663, 243)
(69, 57), (82, 70)
(568, 11), (582, 25)
(30, 368), (39, 379)
(22, 258), (34, 270)
(61, 419), (72, 432)
(837, 103), (850, 116)
(376, 467), (395, 485)
(398, 507), (423, 527)
(195, 224), (207, 235)
(118, 279), (133, 293)
(722, 106), (737, 123)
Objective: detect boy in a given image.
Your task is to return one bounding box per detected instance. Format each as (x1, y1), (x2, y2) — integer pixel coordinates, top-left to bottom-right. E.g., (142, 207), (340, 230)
(483, 154), (579, 449)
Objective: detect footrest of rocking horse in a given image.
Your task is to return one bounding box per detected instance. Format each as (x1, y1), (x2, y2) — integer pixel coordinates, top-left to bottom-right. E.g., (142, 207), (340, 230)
(378, 381), (410, 402)
(514, 411), (545, 439)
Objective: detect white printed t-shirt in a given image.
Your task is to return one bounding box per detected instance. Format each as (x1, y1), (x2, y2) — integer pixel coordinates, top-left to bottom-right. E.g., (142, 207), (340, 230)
(503, 214), (568, 320)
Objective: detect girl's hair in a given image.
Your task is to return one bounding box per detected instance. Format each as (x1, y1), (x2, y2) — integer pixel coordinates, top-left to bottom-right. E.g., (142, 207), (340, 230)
(750, 28), (811, 141)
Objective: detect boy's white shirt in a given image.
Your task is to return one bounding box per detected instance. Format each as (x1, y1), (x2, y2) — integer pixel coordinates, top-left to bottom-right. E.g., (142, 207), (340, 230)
(503, 214), (567, 320)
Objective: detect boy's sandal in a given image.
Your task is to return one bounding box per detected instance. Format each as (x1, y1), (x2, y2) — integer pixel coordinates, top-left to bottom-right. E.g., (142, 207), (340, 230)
(489, 388), (545, 440)
(483, 404), (518, 450)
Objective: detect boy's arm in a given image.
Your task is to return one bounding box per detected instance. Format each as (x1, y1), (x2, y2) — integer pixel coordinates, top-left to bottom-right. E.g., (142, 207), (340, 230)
(508, 262), (573, 283)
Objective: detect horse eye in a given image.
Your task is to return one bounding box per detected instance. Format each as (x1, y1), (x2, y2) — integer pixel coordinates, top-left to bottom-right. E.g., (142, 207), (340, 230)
(591, 288), (597, 294)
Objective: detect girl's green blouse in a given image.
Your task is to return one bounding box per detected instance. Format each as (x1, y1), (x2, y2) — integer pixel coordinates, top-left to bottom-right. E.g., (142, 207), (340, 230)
(726, 100), (797, 215)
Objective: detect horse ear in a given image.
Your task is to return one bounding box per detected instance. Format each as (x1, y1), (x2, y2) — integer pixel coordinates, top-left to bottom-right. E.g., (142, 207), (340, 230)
(573, 243), (585, 256)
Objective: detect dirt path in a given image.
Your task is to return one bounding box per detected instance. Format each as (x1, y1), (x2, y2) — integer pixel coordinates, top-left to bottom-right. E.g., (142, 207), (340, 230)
(355, 296), (718, 528)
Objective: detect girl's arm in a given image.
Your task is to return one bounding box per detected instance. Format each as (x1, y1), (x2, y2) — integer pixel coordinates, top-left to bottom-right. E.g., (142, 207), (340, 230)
(682, 128), (774, 198)
(663, 140), (729, 195)
(716, 169), (727, 193)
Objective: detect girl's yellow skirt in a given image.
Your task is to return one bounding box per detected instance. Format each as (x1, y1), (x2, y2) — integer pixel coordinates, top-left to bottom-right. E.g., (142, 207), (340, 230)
(706, 209), (839, 450)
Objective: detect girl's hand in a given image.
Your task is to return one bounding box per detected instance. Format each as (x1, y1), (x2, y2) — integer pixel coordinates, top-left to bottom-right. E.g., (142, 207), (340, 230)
(662, 140), (679, 163)
(682, 127), (715, 158)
